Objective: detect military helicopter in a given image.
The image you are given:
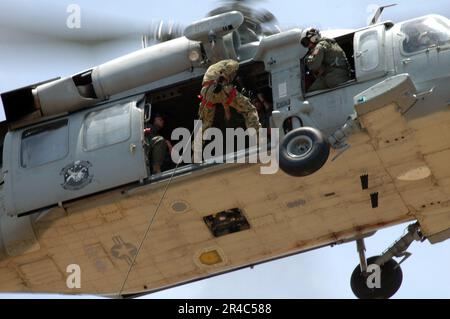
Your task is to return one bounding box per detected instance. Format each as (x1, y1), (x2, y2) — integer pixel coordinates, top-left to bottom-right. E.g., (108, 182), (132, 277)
(1, 0), (450, 299)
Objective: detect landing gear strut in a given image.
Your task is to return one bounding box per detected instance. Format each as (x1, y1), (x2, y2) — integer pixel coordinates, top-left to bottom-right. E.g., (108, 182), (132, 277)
(350, 223), (425, 299)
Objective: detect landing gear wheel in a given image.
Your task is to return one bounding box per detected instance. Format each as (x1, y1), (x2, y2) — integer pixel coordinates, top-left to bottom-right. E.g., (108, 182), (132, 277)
(351, 256), (403, 299)
(279, 127), (330, 177)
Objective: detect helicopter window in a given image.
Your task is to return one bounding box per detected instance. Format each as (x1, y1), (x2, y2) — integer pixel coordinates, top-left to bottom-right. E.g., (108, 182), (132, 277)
(401, 17), (450, 54)
(359, 31), (379, 72)
(21, 119), (69, 168)
(83, 103), (131, 151)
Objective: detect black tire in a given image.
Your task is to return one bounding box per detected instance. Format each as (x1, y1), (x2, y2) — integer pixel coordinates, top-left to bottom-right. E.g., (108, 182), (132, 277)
(350, 256), (403, 299)
(279, 127), (330, 177)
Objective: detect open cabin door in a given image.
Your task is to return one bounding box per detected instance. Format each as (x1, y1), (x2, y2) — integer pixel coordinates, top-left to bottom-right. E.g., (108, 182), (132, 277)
(354, 24), (387, 82)
(3, 100), (147, 216)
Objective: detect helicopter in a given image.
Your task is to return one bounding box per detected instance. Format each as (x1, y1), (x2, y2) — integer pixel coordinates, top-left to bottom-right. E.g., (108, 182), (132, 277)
(0, 1), (450, 299)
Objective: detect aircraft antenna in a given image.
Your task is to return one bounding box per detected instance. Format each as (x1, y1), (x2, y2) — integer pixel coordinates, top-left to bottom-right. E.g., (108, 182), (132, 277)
(368, 3), (397, 26)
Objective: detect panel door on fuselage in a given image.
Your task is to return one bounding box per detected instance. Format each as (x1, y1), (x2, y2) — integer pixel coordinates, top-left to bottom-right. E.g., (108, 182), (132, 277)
(4, 100), (147, 216)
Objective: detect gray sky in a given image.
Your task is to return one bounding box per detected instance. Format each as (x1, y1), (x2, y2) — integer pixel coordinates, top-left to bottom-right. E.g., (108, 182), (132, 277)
(0, 0), (449, 298)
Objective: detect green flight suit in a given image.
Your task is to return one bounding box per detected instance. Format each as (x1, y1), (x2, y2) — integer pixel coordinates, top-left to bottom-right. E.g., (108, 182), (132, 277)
(144, 124), (167, 169)
(305, 38), (351, 92)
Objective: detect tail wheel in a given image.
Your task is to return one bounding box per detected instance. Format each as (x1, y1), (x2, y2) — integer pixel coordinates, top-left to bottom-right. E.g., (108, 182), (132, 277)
(351, 256), (403, 299)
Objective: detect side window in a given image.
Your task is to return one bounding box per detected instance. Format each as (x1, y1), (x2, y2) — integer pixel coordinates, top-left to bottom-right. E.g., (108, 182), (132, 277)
(21, 119), (69, 168)
(401, 17), (450, 54)
(359, 31), (379, 72)
(83, 103), (131, 151)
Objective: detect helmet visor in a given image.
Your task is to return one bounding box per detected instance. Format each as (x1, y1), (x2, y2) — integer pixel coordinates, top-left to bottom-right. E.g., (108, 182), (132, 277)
(301, 37), (310, 47)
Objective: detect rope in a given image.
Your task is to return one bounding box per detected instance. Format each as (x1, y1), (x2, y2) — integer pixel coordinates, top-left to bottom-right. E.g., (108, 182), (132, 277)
(117, 120), (202, 297)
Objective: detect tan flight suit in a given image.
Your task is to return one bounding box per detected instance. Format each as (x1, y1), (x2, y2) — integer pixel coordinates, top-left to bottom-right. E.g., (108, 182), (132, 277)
(305, 38), (351, 92)
(198, 59), (262, 134)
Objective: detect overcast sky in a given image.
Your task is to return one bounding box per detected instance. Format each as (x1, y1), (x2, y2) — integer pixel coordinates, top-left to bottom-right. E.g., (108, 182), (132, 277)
(0, 0), (449, 299)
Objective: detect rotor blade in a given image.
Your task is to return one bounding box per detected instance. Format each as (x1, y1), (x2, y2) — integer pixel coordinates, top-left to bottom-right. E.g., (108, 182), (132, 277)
(0, 0), (149, 44)
(152, 20), (184, 43)
(207, 0), (280, 43)
(253, 9), (277, 24)
(140, 20), (185, 48)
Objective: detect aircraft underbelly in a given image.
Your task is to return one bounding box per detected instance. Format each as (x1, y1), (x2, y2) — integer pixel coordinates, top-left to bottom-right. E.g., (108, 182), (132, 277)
(357, 102), (450, 237)
(0, 104), (450, 295)
(0, 135), (409, 294)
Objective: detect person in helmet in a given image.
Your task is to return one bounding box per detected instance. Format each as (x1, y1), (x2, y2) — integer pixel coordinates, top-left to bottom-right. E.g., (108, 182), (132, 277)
(198, 59), (262, 138)
(301, 28), (351, 92)
(402, 22), (441, 53)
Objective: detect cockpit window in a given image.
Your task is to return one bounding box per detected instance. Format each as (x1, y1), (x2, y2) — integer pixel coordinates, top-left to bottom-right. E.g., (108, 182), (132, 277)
(401, 16), (450, 54)
(21, 119), (69, 168)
